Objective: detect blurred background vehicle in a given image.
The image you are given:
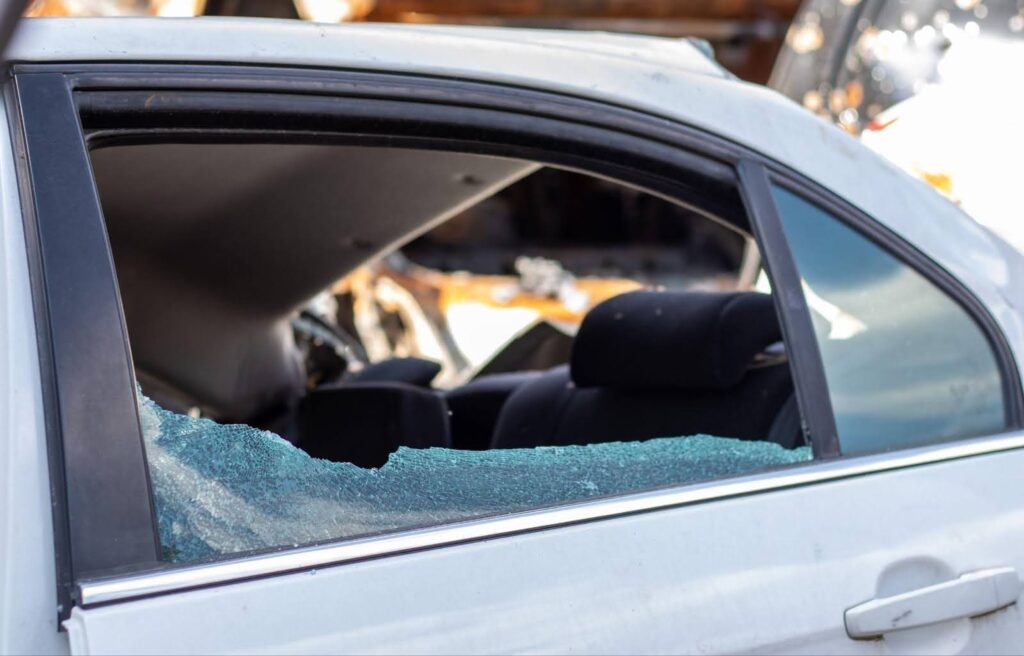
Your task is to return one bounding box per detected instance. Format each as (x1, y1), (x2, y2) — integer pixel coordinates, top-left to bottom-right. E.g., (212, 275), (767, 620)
(772, 0), (1024, 251)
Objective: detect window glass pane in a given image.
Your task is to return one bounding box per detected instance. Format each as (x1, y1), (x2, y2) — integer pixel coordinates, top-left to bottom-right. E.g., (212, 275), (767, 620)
(772, 186), (1005, 454)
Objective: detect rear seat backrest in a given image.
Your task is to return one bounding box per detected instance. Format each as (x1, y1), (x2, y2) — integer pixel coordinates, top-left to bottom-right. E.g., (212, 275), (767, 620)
(298, 382), (450, 468)
(491, 290), (795, 449)
(445, 371), (545, 450)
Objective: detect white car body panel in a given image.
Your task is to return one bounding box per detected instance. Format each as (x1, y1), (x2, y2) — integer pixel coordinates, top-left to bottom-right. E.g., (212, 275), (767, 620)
(1, 17), (1023, 655)
(64, 448), (1024, 655)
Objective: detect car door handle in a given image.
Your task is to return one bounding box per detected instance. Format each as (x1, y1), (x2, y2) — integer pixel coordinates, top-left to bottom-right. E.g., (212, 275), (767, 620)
(845, 567), (1022, 639)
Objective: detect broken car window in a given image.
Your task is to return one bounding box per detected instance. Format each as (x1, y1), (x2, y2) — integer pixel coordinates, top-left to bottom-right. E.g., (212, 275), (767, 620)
(140, 391), (810, 563)
(94, 142), (809, 565)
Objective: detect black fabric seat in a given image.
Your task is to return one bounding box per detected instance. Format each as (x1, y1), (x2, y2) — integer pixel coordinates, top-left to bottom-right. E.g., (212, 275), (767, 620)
(491, 290), (797, 449)
(297, 382), (450, 468)
(445, 371), (545, 450)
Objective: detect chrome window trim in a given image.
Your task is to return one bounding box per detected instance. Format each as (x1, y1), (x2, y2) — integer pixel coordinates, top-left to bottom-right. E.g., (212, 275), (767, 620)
(78, 428), (1024, 608)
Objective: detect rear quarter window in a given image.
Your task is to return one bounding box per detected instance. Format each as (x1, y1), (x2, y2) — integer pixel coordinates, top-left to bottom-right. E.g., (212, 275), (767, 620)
(771, 185), (1006, 454)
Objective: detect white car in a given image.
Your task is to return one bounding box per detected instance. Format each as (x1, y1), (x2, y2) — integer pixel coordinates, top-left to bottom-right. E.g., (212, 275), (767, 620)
(2, 16), (1024, 656)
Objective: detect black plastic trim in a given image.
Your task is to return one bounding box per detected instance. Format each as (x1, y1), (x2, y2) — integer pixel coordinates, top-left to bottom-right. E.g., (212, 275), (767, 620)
(737, 160), (841, 458)
(10, 72), (162, 617)
(47, 62), (742, 165)
(60, 64), (741, 172)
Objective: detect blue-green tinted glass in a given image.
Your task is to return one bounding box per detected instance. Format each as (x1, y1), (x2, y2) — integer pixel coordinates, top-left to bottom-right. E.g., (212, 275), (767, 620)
(771, 186), (1005, 455)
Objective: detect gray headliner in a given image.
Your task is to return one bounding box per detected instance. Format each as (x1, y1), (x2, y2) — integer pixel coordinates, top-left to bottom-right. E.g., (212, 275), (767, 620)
(93, 143), (537, 418)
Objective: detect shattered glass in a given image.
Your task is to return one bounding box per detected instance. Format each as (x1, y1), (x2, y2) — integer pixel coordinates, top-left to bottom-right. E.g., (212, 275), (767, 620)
(140, 393), (811, 563)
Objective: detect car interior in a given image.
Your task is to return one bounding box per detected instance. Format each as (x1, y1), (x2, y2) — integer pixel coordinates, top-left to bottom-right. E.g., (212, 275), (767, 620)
(92, 142), (804, 469)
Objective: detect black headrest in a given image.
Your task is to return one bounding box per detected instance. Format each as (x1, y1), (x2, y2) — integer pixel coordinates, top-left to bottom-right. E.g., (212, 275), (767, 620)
(348, 357), (441, 388)
(570, 291), (781, 390)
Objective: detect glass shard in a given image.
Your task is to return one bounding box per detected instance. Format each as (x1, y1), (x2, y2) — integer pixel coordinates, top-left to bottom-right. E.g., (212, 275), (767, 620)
(139, 392), (810, 563)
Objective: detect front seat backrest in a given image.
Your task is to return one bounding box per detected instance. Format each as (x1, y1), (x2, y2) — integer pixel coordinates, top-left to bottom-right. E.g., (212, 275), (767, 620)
(491, 290), (794, 449)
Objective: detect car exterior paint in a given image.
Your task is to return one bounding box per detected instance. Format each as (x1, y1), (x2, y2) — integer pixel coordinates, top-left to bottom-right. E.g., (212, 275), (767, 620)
(63, 446), (1024, 654)
(1, 17), (1024, 655)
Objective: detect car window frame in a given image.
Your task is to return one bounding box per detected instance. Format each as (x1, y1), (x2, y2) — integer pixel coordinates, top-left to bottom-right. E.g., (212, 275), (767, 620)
(9, 63), (1021, 620)
(764, 171), (1024, 434)
(737, 161), (840, 457)
(8, 72), (162, 621)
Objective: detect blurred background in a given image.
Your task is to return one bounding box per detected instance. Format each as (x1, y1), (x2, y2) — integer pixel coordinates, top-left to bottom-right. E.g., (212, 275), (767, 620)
(25, 0), (803, 84)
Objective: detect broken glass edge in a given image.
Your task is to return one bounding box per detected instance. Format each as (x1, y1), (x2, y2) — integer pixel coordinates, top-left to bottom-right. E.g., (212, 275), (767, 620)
(139, 391), (811, 563)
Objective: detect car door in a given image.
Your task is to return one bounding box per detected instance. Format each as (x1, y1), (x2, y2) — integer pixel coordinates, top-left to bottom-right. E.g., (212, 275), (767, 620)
(66, 449), (1024, 655)
(13, 64), (1024, 655)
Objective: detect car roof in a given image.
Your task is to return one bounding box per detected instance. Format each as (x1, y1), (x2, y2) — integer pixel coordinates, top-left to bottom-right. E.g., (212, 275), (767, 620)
(10, 16), (730, 79)
(9, 17), (1024, 362)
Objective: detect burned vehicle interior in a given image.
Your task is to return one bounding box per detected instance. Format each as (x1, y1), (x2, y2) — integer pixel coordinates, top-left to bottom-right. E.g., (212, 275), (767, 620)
(91, 141), (810, 561)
